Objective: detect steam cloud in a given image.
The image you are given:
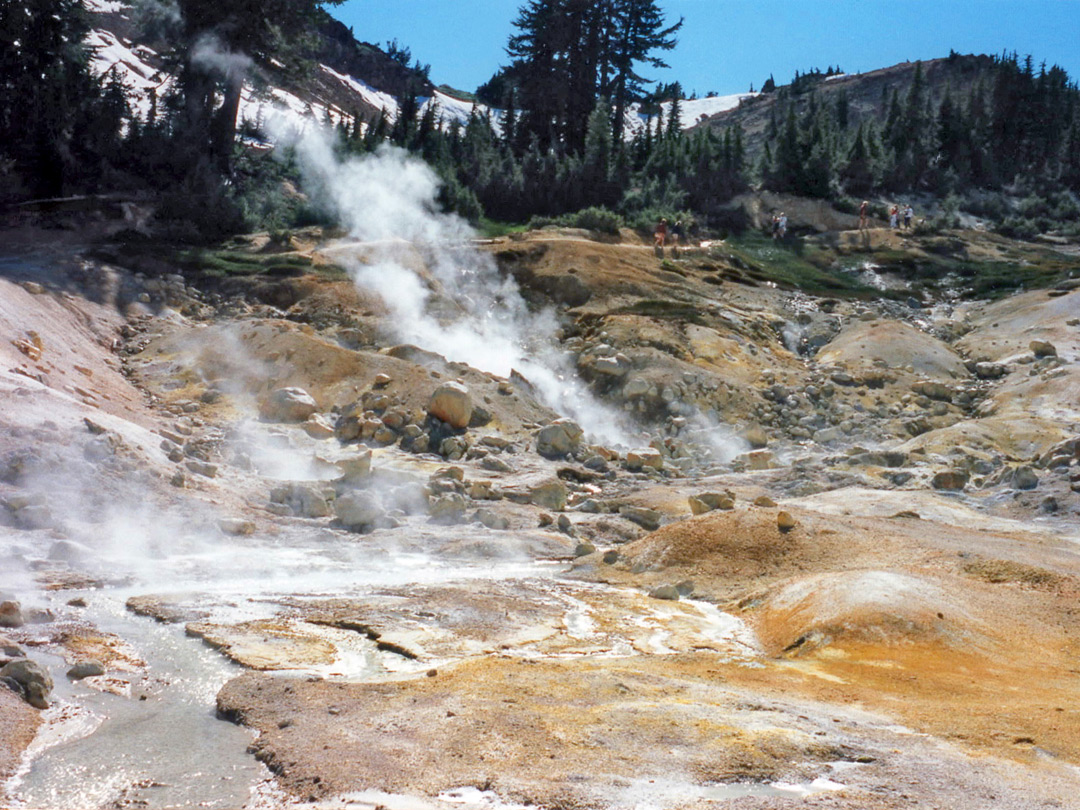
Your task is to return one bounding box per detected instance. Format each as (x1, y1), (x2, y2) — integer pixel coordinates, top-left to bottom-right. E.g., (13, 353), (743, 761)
(272, 119), (634, 447)
(191, 33), (254, 81)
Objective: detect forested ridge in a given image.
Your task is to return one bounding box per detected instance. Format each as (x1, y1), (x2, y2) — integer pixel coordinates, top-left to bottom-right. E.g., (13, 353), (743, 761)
(2, 0), (1079, 240)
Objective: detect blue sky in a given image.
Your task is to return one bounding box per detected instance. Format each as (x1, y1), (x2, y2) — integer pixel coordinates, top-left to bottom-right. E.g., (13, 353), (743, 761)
(331, 1), (1080, 97)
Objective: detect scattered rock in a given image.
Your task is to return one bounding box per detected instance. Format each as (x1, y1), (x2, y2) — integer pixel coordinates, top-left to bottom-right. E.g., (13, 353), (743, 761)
(270, 483), (331, 519)
(649, 585), (680, 601)
(535, 419), (584, 459)
(302, 414), (336, 439)
(260, 387), (319, 423)
(528, 478), (569, 512)
(754, 495), (778, 507)
(334, 491), (385, 530)
(1012, 466), (1039, 491)
(476, 509), (510, 530)
(0, 602), (24, 629)
(626, 448), (664, 471)
(620, 505), (662, 531)
(931, 470), (969, 491)
(574, 542), (596, 558)
(1029, 340), (1057, 359)
(0, 658), (52, 709)
(67, 660), (106, 680)
(218, 518), (256, 536)
(777, 511), (797, 532)
(428, 494), (467, 524)
(427, 382), (473, 430)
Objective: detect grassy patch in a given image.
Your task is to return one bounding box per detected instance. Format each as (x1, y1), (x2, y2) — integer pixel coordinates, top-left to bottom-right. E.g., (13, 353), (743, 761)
(612, 299), (709, 326)
(477, 218), (530, 239)
(716, 232), (875, 295)
(963, 559), (1063, 588)
(177, 249), (314, 279)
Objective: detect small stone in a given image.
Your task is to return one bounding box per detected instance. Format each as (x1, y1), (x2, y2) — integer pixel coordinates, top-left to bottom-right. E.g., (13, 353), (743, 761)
(649, 585), (680, 601)
(675, 580), (695, 596)
(574, 542), (596, 558)
(602, 550), (619, 564)
(185, 460), (218, 479)
(476, 509), (509, 530)
(218, 518), (256, 536)
(373, 374), (392, 387)
(777, 511), (797, 532)
(535, 419), (584, 459)
(67, 660), (105, 680)
(428, 494), (467, 524)
(529, 478), (568, 511)
(0, 601), (24, 629)
(753, 495), (777, 508)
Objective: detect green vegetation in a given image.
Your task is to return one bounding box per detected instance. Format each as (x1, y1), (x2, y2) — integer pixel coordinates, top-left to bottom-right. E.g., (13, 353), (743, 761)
(716, 233), (875, 295)
(176, 249), (314, 279)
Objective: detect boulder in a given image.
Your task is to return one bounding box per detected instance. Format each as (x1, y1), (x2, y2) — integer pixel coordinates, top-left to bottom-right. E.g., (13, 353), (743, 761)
(574, 542), (596, 558)
(302, 414), (335, 439)
(269, 483), (331, 519)
(1029, 340), (1057, 358)
(427, 382), (473, 430)
(218, 518), (256, 536)
(931, 470), (969, 491)
(335, 491), (385, 530)
(974, 362), (1007, 380)
(476, 509), (510, 530)
(688, 492), (735, 515)
(1, 658), (52, 709)
(260, 388), (319, 423)
(620, 505), (662, 531)
(67, 660), (105, 680)
(1012, 465), (1039, 491)
(626, 448), (664, 471)
(529, 478), (569, 512)
(428, 494), (467, 524)
(0, 601), (24, 629)
(754, 495), (778, 508)
(591, 357), (627, 377)
(535, 419), (584, 459)
(911, 381), (952, 402)
(336, 450), (373, 483)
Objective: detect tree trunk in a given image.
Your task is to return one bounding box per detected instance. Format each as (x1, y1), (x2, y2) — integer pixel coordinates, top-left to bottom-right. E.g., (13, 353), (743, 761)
(212, 71), (244, 174)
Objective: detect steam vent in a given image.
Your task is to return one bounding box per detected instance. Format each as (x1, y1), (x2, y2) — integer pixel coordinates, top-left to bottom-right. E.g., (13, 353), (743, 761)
(4, 1), (1080, 808)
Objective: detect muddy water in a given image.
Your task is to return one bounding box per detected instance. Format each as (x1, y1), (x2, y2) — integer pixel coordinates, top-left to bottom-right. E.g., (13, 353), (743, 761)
(2, 522), (574, 809)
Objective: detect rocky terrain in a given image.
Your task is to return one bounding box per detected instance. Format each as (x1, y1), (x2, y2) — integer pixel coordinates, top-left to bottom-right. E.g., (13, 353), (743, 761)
(2, 203), (1080, 809)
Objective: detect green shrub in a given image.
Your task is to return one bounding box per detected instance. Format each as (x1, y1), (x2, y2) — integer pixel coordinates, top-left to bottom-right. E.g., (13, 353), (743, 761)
(570, 206), (624, 234)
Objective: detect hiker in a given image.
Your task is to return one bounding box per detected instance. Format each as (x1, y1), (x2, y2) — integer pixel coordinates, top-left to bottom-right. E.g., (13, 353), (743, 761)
(859, 200), (869, 230)
(654, 218), (668, 248)
(771, 214), (780, 240)
(670, 220), (685, 249)
(889, 205), (899, 229)
(904, 204), (913, 229)
(778, 212), (788, 239)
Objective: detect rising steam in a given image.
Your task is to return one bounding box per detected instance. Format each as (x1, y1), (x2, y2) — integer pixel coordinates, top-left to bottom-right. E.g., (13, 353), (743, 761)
(272, 119), (633, 447)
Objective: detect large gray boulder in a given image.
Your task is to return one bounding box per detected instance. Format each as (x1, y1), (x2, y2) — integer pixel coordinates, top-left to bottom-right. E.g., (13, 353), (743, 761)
(335, 491), (385, 530)
(1, 658), (53, 709)
(269, 483), (331, 518)
(535, 419), (584, 459)
(260, 387), (319, 423)
(427, 382), (473, 429)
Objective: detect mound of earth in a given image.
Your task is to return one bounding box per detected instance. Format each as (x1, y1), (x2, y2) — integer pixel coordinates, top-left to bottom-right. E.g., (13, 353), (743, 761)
(817, 320), (969, 381)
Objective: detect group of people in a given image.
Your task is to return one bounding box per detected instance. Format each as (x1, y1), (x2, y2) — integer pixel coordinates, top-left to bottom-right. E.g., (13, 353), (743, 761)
(653, 218), (685, 252)
(770, 212), (788, 240)
(858, 200), (914, 230)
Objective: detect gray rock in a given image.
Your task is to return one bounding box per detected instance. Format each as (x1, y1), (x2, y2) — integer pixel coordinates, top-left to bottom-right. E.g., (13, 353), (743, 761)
(931, 470), (969, 491)
(529, 478), (569, 511)
(620, 505), (662, 531)
(535, 419), (584, 459)
(428, 493), (467, 524)
(476, 509), (510, 530)
(260, 388), (319, 423)
(0, 658), (52, 709)
(0, 601), (24, 629)
(649, 585), (680, 601)
(574, 542), (596, 558)
(67, 660), (105, 680)
(269, 483), (331, 518)
(480, 455), (513, 473)
(334, 491), (385, 530)
(1012, 465), (1039, 491)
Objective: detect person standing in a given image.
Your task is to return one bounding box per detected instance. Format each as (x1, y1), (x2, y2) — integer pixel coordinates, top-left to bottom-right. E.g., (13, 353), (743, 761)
(904, 204), (913, 229)
(670, 220), (685, 255)
(889, 205), (899, 229)
(778, 212), (788, 239)
(859, 200), (869, 230)
(654, 218), (668, 248)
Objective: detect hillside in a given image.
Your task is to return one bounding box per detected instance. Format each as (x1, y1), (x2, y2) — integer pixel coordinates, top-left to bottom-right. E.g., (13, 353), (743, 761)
(695, 54), (997, 162)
